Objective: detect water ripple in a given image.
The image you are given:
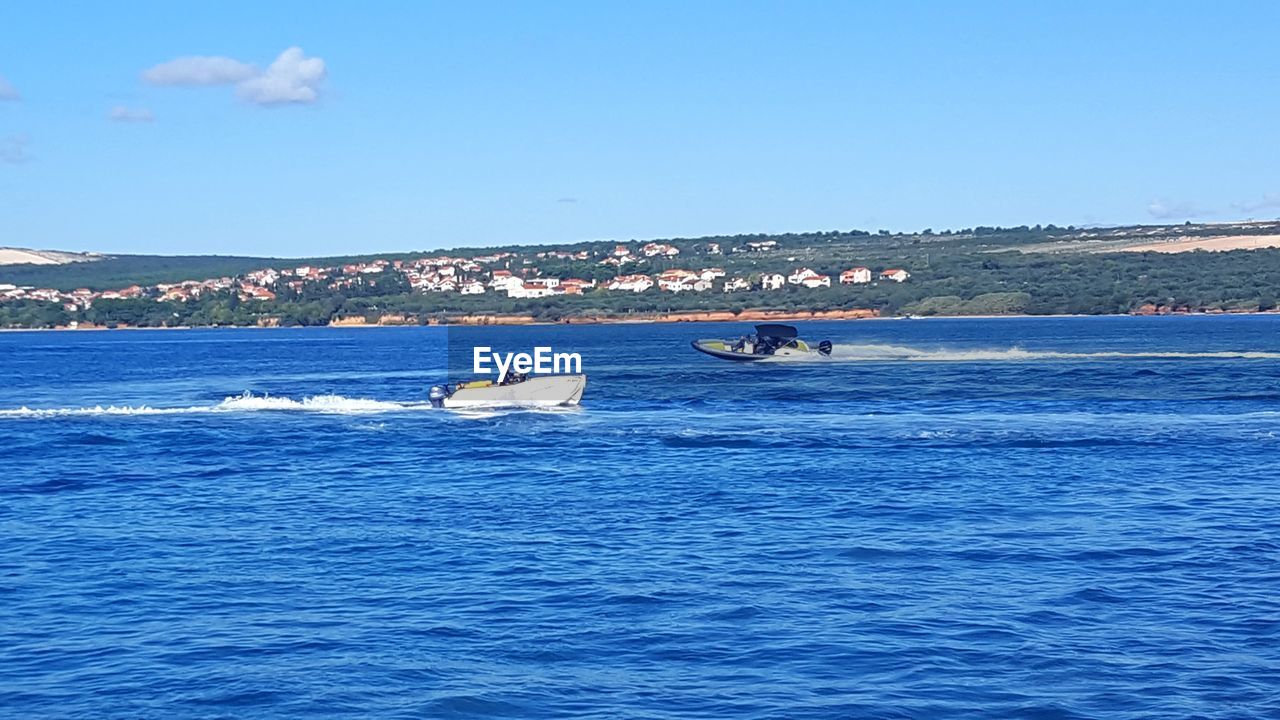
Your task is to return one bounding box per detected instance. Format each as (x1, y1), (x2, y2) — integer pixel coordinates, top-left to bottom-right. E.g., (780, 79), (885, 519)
(1, 318), (1279, 718)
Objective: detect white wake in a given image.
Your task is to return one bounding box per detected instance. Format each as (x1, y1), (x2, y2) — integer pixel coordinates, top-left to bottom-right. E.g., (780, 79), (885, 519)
(0, 391), (589, 418)
(0, 392), (430, 418)
(781, 343), (1280, 362)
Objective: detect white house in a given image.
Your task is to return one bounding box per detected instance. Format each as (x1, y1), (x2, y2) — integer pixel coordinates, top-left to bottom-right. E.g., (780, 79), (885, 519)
(840, 267), (872, 284)
(460, 281), (486, 295)
(641, 242), (680, 257)
(880, 268), (911, 283)
(787, 268), (821, 285)
(800, 274), (831, 289)
(657, 269), (699, 292)
(560, 278), (596, 293)
(660, 267), (701, 289)
(488, 272), (524, 292)
(663, 277), (713, 293)
(507, 283), (557, 299)
(245, 269), (280, 286)
(606, 275), (654, 293)
(723, 277), (750, 293)
(598, 255), (636, 267)
(761, 273), (786, 291)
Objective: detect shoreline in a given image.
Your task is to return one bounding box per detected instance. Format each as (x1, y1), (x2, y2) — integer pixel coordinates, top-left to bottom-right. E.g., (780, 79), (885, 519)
(2, 307), (1278, 332)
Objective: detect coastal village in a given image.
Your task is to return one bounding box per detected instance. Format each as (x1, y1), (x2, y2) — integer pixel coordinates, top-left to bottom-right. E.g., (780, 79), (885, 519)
(0, 240), (910, 312)
(5, 220), (1280, 328)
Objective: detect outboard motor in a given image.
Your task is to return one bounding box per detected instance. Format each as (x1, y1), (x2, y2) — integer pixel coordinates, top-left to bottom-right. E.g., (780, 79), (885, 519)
(818, 340), (833, 356)
(428, 384), (449, 408)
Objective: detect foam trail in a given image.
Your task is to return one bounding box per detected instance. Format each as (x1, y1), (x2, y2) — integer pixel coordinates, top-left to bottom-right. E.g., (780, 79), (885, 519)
(0, 405), (201, 418)
(783, 343), (1280, 362)
(0, 392), (427, 418)
(215, 392), (411, 413)
(0, 392), (581, 418)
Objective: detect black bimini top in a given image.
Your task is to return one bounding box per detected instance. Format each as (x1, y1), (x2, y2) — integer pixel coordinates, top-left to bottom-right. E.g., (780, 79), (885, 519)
(754, 324), (798, 339)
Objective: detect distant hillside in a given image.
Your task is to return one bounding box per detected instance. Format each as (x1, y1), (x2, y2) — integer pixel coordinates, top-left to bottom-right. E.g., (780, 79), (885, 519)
(3, 221), (1279, 327)
(0, 221), (1230, 289)
(0, 252), (429, 291)
(0, 248), (103, 266)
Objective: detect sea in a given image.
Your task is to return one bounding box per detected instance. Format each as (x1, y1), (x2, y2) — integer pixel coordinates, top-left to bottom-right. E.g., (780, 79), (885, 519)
(1, 316), (1278, 719)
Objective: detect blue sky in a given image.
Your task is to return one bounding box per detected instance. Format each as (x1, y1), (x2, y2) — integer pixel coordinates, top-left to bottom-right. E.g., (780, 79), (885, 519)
(2, 1), (1278, 257)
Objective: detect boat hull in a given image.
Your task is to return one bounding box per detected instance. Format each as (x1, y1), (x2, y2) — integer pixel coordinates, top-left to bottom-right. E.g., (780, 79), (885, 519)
(442, 374), (587, 408)
(691, 339), (772, 361)
(691, 339), (822, 362)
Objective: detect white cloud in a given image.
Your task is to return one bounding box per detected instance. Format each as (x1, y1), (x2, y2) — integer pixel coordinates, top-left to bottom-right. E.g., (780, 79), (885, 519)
(236, 47), (326, 106)
(142, 47), (326, 107)
(109, 106), (155, 123)
(0, 135), (30, 164)
(143, 55), (256, 86)
(0, 74), (18, 101)
(1147, 199), (1205, 220)
(1231, 193), (1280, 214)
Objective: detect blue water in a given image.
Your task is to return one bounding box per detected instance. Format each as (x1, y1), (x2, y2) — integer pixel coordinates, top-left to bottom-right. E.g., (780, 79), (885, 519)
(2, 316), (1279, 718)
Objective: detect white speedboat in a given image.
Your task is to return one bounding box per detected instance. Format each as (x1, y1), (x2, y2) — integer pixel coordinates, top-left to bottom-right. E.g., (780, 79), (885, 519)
(692, 324), (832, 362)
(429, 374), (586, 409)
